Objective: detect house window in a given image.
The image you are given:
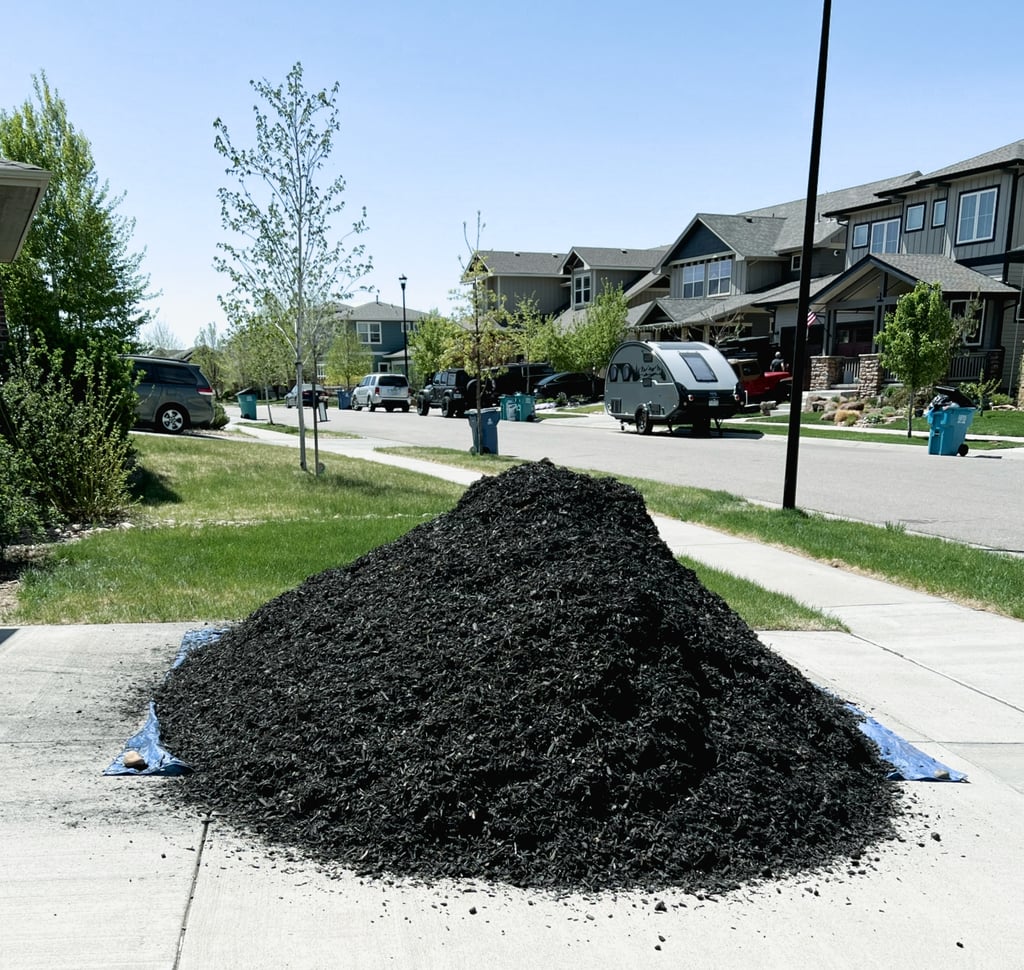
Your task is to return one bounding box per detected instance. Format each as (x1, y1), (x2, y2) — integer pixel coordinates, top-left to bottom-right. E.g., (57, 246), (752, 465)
(950, 300), (983, 346)
(707, 258), (732, 296)
(356, 321), (381, 344)
(869, 218), (900, 254)
(905, 203), (925, 232)
(932, 198), (947, 227)
(790, 253), (802, 272)
(573, 272), (592, 308)
(682, 263), (704, 298)
(956, 187), (998, 244)
(852, 223), (869, 248)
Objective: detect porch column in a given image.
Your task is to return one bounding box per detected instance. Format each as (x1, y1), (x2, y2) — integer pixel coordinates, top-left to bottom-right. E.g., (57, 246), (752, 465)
(809, 355), (842, 392)
(857, 353), (883, 397)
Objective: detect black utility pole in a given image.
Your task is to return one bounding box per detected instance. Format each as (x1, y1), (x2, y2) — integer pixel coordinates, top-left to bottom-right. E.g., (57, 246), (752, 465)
(399, 274), (409, 379)
(783, 0), (832, 510)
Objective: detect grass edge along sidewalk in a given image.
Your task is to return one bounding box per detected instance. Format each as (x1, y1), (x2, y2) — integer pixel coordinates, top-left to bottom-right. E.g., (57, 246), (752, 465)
(7, 435), (840, 631)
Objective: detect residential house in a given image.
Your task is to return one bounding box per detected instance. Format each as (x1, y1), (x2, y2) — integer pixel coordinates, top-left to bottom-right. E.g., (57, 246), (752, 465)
(463, 139), (1024, 396)
(338, 298), (427, 377)
(0, 157), (51, 347)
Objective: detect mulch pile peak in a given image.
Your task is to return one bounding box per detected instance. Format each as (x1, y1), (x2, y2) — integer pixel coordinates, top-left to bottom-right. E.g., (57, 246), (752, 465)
(154, 459), (899, 894)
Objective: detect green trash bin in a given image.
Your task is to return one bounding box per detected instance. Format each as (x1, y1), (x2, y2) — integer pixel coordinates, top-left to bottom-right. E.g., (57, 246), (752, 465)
(514, 392), (536, 422)
(237, 390), (258, 420)
(500, 394), (517, 421)
(466, 407), (501, 454)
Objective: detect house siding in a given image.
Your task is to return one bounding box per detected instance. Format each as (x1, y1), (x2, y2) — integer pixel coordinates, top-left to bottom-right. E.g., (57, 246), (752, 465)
(493, 275), (567, 316)
(901, 191), (950, 257)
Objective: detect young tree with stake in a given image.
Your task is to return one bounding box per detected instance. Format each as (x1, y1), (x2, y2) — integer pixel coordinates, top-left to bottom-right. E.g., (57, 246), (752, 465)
(213, 61), (370, 470)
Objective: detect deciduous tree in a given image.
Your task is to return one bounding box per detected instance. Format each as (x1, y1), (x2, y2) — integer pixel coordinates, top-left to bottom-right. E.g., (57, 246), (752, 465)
(213, 61), (370, 469)
(876, 281), (958, 437)
(0, 72), (153, 359)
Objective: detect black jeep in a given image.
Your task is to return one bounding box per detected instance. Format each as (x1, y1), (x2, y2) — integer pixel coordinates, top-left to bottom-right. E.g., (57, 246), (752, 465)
(416, 368), (479, 417)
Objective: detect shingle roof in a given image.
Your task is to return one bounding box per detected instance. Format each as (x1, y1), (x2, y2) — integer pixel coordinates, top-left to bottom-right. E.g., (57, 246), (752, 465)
(472, 250), (566, 276)
(694, 214), (787, 257)
(342, 300), (428, 323)
(911, 139), (1024, 187)
(809, 254), (1018, 307)
(563, 246), (670, 272)
(863, 254), (1018, 294)
(748, 173), (920, 244)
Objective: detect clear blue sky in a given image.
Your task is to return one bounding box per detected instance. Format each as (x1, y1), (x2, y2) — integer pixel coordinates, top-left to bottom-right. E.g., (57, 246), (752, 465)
(5, 1), (1024, 346)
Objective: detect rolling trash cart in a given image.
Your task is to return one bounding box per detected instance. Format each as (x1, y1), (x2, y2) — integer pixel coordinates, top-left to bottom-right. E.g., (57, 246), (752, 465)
(466, 407), (500, 454)
(237, 389), (258, 420)
(926, 387), (976, 456)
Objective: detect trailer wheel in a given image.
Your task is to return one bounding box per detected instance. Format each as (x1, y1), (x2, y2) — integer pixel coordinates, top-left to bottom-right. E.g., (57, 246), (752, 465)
(635, 405), (653, 435)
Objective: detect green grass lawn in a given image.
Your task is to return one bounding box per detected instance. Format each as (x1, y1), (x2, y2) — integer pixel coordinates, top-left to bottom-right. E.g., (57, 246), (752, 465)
(8, 435), (842, 631)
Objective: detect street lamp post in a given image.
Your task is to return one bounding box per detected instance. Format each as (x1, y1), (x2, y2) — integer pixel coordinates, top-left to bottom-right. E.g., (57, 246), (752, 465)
(399, 274), (409, 380)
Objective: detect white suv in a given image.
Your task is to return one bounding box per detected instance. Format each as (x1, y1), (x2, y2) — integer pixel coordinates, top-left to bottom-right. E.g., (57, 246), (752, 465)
(351, 373), (411, 412)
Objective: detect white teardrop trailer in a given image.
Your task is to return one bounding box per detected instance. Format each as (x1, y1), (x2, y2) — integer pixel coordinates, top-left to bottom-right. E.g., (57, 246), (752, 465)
(604, 340), (744, 436)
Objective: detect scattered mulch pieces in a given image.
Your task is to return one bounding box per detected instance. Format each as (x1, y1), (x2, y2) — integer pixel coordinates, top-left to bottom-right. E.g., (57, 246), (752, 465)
(152, 459), (899, 894)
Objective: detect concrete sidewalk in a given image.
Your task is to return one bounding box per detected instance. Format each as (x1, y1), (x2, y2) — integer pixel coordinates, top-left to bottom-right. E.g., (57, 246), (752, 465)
(2, 425), (1024, 967)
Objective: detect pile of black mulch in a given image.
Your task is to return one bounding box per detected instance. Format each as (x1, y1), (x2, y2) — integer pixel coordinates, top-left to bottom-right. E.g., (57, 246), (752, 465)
(152, 459), (900, 894)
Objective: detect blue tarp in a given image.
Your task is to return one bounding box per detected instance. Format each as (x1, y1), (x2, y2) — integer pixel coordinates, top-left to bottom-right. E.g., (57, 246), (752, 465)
(104, 628), (226, 777)
(848, 703), (967, 782)
(106, 629), (967, 783)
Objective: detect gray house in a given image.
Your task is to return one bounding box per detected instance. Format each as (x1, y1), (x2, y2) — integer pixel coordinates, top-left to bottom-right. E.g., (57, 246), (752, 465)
(465, 138), (1024, 394)
(339, 298), (427, 376)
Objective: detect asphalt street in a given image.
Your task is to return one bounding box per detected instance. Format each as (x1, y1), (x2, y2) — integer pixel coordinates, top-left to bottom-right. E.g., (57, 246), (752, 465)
(249, 401), (1024, 554)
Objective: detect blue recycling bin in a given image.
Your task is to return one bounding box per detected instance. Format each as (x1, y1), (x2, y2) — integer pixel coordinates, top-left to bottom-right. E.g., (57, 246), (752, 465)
(336, 389), (351, 410)
(237, 391), (258, 420)
(926, 405), (975, 456)
(466, 407), (501, 454)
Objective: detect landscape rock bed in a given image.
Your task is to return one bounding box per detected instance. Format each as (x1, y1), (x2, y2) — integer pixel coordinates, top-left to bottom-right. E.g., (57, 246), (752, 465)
(153, 459), (899, 894)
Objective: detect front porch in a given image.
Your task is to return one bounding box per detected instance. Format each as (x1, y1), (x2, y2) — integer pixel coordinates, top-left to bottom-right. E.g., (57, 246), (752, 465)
(809, 348), (1005, 397)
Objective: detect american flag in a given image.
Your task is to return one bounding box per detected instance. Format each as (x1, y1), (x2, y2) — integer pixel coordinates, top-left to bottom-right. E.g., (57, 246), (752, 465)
(807, 309), (818, 332)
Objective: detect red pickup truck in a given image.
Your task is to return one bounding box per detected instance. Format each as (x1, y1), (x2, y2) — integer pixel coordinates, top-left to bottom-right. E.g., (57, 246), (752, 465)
(730, 358), (792, 406)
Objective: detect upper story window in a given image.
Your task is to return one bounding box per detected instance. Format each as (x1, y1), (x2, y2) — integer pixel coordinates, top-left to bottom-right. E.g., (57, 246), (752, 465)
(682, 263), (704, 299)
(573, 272), (592, 308)
(932, 198), (947, 227)
(852, 223), (869, 248)
(707, 258), (732, 296)
(905, 203), (925, 232)
(356, 321), (381, 344)
(870, 218), (899, 254)
(956, 187), (998, 244)
(790, 253), (802, 272)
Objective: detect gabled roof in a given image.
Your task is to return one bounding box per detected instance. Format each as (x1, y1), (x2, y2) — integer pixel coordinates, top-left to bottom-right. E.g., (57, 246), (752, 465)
(695, 214), (788, 258)
(342, 299), (428, 323)
(469, 250), (566, 278)
(0, 157), (51, 262)
(809, 253), (1018, 306)
(561, 245), (669, 274)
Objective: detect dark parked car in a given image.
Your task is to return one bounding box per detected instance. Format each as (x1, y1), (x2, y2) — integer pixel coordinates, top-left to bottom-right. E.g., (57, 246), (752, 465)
(532, 371), (604, 401)
(417, 368), (476, 417)
(124, 355), (215, 434)
(285, 384), (329, 408)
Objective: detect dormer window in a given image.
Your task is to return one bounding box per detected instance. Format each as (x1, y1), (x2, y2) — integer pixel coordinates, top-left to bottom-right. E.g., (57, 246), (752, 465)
(682, 263), (704, 298)
(573, 271), (592, 308)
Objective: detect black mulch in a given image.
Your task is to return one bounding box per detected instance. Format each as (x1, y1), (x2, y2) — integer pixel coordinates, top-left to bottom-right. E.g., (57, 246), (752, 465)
(152, 459), (900, 894)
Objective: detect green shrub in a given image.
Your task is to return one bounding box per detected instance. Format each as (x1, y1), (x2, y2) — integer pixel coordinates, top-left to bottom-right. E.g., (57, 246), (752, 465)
(0, 343), (137, 521)
(0, 438), (43, 561)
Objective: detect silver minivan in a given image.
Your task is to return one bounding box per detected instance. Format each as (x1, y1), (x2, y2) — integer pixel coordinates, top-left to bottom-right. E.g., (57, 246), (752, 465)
(351, 373), (411, 412)
(125, 355), (216, 434)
